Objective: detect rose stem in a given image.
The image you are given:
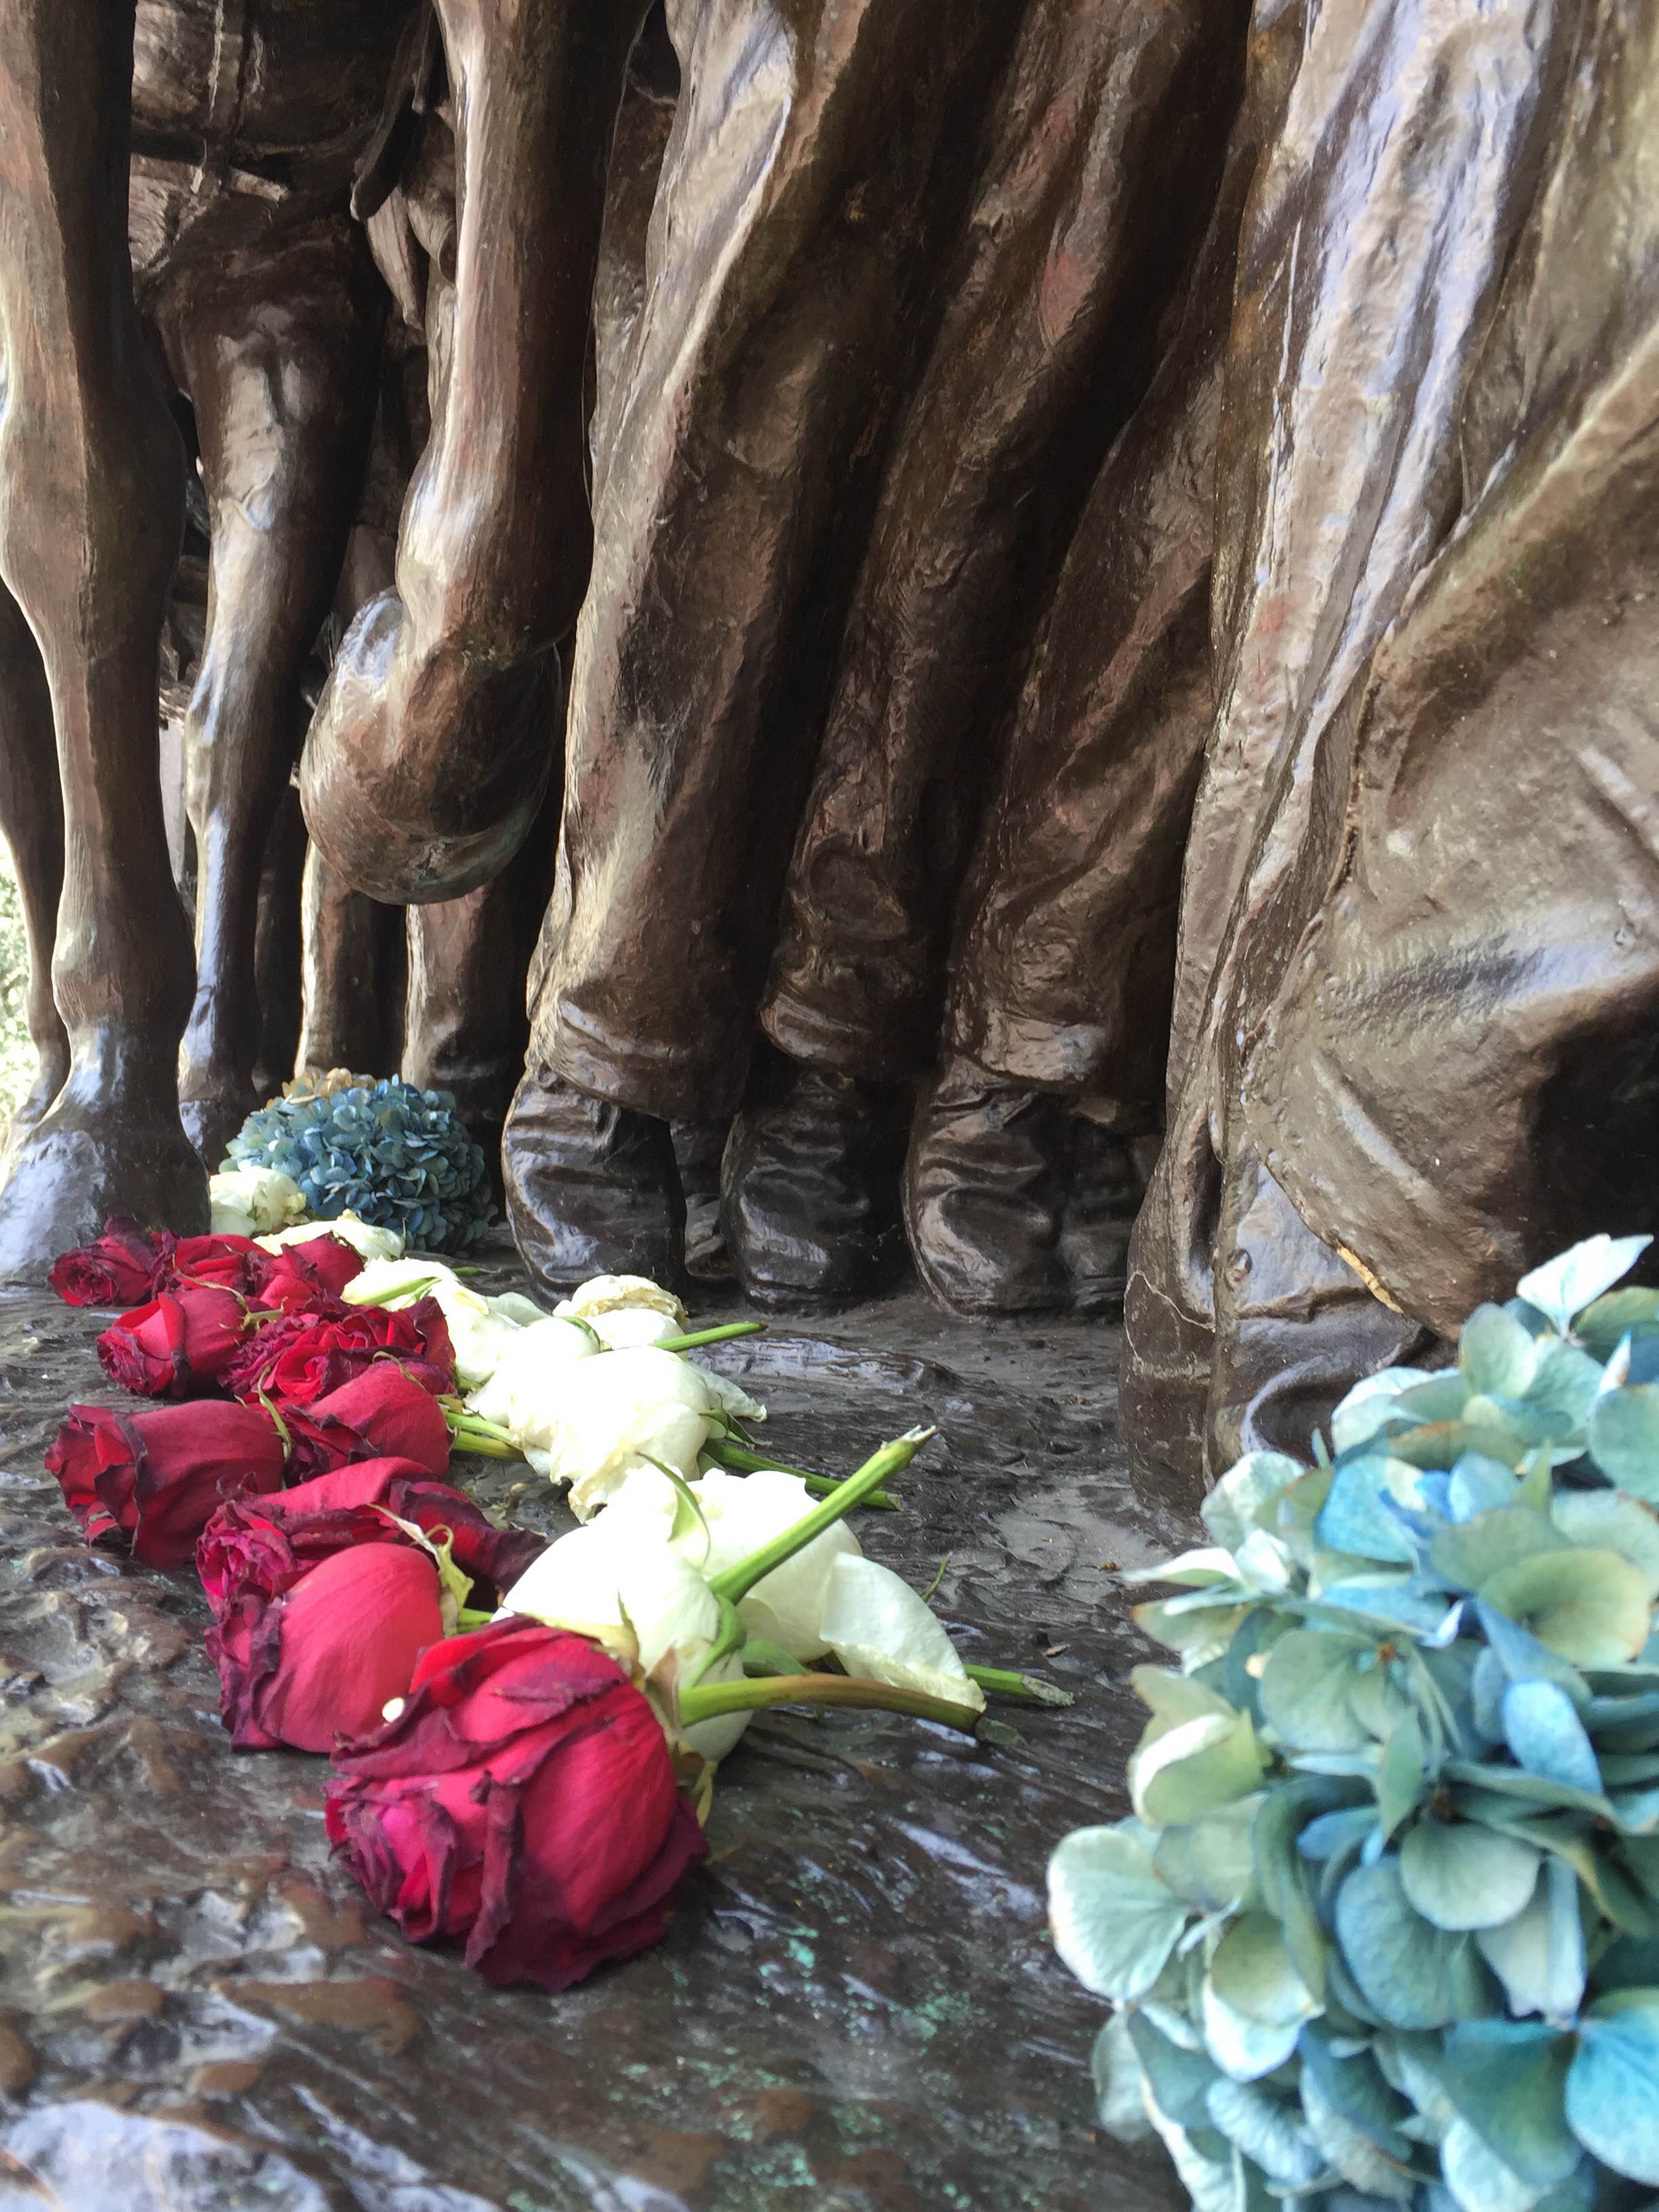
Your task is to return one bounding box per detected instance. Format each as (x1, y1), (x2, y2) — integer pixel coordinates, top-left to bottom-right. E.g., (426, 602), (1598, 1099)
(701, 1437), (900, 1511)
(678, 1670), (981, 1736)
(655, 1321), (768, 1351)
(707, 1428), (934, 1606)
(964, 1665), (1073, 1707)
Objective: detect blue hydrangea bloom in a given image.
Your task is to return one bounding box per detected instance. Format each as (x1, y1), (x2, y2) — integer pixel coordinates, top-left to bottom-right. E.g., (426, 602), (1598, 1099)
(224, 1080), (494, 1253)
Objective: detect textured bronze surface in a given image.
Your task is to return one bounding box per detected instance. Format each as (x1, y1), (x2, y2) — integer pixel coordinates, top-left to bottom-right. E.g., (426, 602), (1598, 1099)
(0, 1263), (1185, 2211)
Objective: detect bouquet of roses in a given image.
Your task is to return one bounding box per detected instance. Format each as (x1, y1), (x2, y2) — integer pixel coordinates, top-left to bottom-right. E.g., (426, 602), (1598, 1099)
(43, 1215), (1063, 1992)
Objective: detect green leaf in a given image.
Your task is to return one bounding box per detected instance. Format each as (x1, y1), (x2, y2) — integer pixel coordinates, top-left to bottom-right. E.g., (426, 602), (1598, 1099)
(1334, 1858), (1488, 2029)
(1046, 1824), (1191, 2001)
(1432, 1505), (1567, 1593)
(1461, 1304), (1540, 1397)
(1435, 2020), (1578, 2186)
(1128, 1707), (1269, 1826)
(1565, 1990), (1659, 2184)
(1398, 1820), (1541, 1931)
(1202, 1450), (1306, 1552)
(1591, 1385), (1659, 1500)
(1523, 1338), (1605, 1428)
(1480, 1549), (1652, 1665)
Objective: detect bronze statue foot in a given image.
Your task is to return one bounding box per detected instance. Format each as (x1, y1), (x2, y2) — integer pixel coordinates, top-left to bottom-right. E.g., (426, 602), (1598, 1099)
(502, 1066), (686, 1302)
(0, 1063), (207, 1282)
(904, 1059), (1069, 1315)
(721, 1054), (908, 1311)
(1059, 1120), (1147, 1318)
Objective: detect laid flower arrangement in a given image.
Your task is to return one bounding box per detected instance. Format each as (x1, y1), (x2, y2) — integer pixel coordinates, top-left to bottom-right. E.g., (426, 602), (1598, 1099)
(1048, 1235), (1659, 2210)
(45, 1211), (1060, 1992)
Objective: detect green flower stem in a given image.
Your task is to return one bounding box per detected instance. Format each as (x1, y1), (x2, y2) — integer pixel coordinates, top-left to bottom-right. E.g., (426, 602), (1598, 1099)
(678, 1668), (980, 1736)
(701, 1438), (900, 1511)
(350, 1274), (441, 1309)
(741, 1639), (808, 1677)
(966, 1665), (1074, 1708)
(708, 1428), (934, 1607)
(655, 1322), (768, 1352)
(443, 1406), (525, 1461)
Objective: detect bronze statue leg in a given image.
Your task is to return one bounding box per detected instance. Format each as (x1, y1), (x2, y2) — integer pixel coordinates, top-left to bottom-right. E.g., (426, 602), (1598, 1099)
(0, 588), (69, 1143)
(0, 0), (203, 1273)
(300, 0), (650, 905)
(296, 846), (406, 1080)
(155, 220), (384, 1165)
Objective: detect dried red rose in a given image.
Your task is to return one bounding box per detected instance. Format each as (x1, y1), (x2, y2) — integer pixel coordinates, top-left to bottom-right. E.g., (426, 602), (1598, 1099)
(324, 1619), (708, 1989)
(96, 1283), (253, 1399)
(209, 1540), (447, 1753)
(197, 1458), (542, 1618)
(220, 1297), (454, 1405)
(45, 1399), (287, 1567)
(276, 1366), (451, 1483)
(249, 1235), (365, 1314)
(167, 1233), (269, 1295)
(48, 1219), (171, 1309)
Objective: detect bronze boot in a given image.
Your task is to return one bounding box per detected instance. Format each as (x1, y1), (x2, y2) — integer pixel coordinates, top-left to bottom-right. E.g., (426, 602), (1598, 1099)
(503, 1065), (686, 1302)
(722, 1052), (908, 1310)
(903, 1057), (1069, 1315)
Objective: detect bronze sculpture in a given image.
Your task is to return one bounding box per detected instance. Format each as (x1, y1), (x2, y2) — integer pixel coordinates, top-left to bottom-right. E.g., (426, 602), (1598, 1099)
(1, 0), (1652, 1513)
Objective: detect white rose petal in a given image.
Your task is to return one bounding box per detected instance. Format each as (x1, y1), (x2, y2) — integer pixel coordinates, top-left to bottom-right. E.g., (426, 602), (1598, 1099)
(693, 1366), (767, 1422)
(255, 1212), (405, 1263)
(489, 1292), (546, 1328)
(539, 1347), (720, 1519)
(556, 1273), (689, 1328)
(209, 1165), (306, 1240)
(682, 1469), (858, 1659)
(344, 1258), (527, 1391)
(498, 1523), (749, 1758)
(581, 1305), (684, 1351)
(465, 1315), (599, 1437)
(818, 1555), (985, 1714)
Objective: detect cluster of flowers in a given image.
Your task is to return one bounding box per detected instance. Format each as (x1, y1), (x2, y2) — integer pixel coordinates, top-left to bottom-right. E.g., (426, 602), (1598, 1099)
(218, 1073), (495, 1253)
(1048, 1236), (1659, 2210)
(45, 1206), (1029, 1990)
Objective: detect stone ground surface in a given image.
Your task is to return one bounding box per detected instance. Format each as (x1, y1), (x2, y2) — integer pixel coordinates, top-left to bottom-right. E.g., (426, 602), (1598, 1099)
(0, 1242), (1198, 2212)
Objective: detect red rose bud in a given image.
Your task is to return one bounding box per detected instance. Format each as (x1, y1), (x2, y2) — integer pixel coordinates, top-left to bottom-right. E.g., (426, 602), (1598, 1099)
(222, 1298), (455, 1406)
(197, 1457), (543, 1618)
(167, 1232), (268, 1295)
(249, 1236), (365, 1315)
(324, 1620), (708, 1989)
(96, 1283), (253, 1399)
(210, 1542), (446, 1753)
(45, 1399), (287, 1567)
(278, 1366), (451, 1482)
(49, 1218), (172, 1308)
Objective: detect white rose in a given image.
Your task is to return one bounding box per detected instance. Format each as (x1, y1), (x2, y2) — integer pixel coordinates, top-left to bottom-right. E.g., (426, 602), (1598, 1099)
(254, 1212), (405, 1263)
(556, 1273), (689, 1328)
(527, 1347), (720, 1518)
(463, 1315), (601, 1458)
(818, 1555), (985, 1714)
(209, 1165), (306, 1239)
(680, 1469), (858, 1660)
(579, 1305), (684, 1350)
(497, 1522), (750, 1759)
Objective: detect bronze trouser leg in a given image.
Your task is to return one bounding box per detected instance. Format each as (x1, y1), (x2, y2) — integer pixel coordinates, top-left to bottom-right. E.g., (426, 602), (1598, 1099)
(252, 783), (308, 1102)
(155, 218), (384, 1165)
(1240, 0), (1659, 1330)
(0, 588), (68, 1134)
(296, 846), (406, 1081)
(302, 0), (648, 905)
(533, 0), (1023, 1125)
(760, 0), (1245, 1083)
(1122, 0), (1572, 1488)
(0, 0), (203, 1272)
